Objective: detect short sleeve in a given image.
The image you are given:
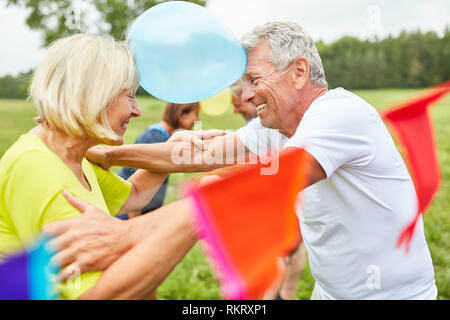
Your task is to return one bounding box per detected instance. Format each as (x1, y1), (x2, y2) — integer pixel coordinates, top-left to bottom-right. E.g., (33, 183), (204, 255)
(283, 98), (377, 177)
(89, 162), (132, 215)
(236, 118), (288, 156)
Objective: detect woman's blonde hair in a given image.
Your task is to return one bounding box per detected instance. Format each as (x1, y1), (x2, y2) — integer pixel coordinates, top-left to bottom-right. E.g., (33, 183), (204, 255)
(29, 33), (138, 141)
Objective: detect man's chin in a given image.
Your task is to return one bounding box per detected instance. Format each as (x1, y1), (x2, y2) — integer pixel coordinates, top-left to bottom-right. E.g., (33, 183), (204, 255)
(259, 117), (276, 130)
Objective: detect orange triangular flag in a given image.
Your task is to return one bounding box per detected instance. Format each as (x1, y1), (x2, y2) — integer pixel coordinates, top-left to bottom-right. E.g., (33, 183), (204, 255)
(382, 81), (450, 252)
(185, 147), (311, 299)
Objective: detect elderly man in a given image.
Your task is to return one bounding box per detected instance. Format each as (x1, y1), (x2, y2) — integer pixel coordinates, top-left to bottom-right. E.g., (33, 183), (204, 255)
(230, 79), (257, 123)
(45, 22), (437, 299)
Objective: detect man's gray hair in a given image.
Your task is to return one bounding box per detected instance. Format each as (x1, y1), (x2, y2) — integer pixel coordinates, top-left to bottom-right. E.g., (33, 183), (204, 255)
(240, 21), (327, 88)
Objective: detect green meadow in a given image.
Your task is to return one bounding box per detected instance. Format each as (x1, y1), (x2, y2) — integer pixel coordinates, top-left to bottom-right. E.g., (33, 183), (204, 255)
(0, 88), (449, 300)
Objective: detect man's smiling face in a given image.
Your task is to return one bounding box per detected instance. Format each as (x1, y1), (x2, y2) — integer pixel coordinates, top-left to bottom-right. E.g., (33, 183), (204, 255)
(241, 41), (298, 131)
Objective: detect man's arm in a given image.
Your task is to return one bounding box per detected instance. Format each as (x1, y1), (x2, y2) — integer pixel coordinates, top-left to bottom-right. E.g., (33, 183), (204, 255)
(81, 199), (196, 299)
(45, 191), (196, 299)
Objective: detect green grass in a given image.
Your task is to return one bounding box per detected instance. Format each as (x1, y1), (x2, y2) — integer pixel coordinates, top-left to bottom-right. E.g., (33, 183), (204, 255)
(0, 88), (449, 300)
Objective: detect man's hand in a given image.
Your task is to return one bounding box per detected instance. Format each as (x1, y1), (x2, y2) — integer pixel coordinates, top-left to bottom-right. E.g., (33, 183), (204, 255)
(168, 129), (228, 147)
(43, 190), (135, 281)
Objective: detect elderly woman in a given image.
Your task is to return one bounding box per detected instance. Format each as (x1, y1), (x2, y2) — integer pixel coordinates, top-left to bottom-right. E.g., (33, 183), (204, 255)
(0, 34), (204, 299)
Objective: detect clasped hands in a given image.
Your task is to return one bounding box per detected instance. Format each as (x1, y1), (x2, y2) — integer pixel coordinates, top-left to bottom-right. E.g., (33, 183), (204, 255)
(86, 129), (228, 170)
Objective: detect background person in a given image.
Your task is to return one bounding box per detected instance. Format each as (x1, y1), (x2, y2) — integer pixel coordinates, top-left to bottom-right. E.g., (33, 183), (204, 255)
(117, 102), (200, 219)
(230, 79), (257, 124)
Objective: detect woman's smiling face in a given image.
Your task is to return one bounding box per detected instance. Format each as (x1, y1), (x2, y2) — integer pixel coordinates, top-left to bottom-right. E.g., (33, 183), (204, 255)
(105, 88), (141, 145)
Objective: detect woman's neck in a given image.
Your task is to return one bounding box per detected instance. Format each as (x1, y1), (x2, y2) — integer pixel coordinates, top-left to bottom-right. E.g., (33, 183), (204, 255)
(159, 121), (175, 137)
(30, 125), (95, 163)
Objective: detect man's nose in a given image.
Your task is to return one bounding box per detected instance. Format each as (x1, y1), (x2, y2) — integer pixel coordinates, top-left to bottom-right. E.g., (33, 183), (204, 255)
(241, 83), (255, 104)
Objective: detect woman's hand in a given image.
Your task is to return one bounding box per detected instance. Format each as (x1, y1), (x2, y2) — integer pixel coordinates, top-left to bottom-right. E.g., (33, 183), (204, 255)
(198, 174), (222, 187)
(86, 146), (113, 170)
(43, 190), (136, 281)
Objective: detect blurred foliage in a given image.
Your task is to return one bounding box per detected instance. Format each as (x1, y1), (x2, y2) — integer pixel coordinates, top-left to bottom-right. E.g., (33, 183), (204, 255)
(6, 0), (206, 44)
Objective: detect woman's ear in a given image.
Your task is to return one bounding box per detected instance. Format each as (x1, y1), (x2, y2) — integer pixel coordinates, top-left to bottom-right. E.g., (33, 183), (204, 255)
(291, 57), (309, 90)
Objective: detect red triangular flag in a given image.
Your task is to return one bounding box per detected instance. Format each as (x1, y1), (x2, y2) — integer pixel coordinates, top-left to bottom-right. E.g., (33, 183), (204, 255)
(382, 81), (450, 252)
(185, 147), (311, 299)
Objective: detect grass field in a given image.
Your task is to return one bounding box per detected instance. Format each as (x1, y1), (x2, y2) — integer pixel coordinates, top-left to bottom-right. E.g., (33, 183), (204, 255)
(0, 88), (449, 300)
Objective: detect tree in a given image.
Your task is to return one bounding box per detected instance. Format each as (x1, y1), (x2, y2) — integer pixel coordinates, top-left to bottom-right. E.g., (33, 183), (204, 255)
(0, 71), (32, 98)
(6, 0), (207, 45)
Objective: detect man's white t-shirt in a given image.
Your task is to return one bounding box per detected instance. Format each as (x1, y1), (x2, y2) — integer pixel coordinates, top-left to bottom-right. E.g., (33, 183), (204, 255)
(236, 88), (437, 299)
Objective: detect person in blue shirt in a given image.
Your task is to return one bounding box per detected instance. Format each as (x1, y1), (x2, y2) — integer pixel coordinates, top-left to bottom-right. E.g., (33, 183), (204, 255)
(118, 102), (200, 219)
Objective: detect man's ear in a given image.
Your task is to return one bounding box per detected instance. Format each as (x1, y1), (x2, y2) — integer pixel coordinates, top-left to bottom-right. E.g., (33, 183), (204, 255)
(291, 57), (309, 89)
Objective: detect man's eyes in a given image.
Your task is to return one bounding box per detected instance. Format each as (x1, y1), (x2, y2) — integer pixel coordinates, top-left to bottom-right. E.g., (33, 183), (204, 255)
(250, 76), (260, 84)
(243, 75), (261, 85)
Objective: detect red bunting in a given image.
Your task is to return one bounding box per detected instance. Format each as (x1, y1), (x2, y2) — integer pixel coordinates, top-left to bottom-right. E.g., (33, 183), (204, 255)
(382, 81), (450, 252)
(185, 147), (311, 299)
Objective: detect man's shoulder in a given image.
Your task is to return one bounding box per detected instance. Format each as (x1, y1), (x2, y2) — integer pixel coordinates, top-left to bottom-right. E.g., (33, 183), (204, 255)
(303, 88), (378, 129)
(310, 88), (374, 113)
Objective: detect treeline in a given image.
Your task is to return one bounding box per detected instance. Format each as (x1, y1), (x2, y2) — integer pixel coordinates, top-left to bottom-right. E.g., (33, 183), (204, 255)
(1, 28), (449, 98)
(0, 70), (149, 98)
(318, 27), (450, 89)
(0, 71), (32, 99)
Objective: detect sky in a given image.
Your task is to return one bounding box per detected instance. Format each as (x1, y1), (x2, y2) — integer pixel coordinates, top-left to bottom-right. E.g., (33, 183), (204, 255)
(1, 0), (449, 76)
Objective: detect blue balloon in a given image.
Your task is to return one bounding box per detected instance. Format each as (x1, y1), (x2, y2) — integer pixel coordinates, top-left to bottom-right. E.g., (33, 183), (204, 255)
(128, 1), (247, 103)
